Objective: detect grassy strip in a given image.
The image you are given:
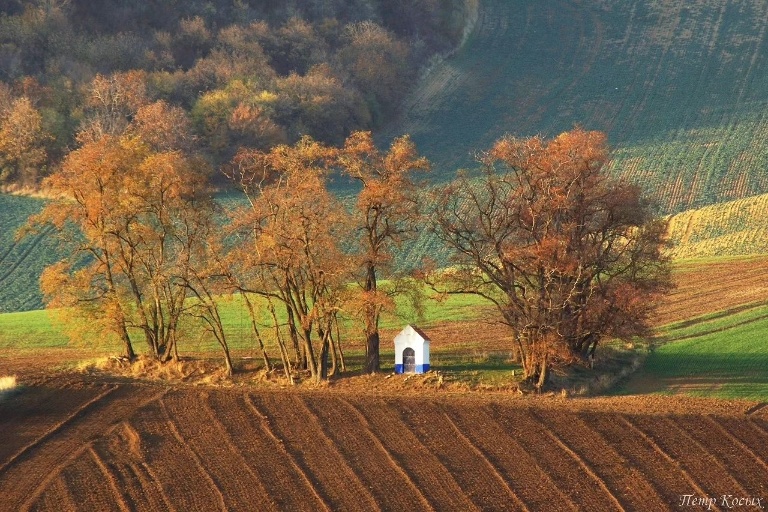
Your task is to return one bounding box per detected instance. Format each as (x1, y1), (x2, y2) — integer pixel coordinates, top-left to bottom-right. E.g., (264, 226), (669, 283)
(0, 288), (489, 354)
(620, 305), (768, 400)
(658, 302), (768, 342)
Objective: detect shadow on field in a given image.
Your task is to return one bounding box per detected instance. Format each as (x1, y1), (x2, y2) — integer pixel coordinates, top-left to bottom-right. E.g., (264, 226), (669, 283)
(620, 352), (768, 399)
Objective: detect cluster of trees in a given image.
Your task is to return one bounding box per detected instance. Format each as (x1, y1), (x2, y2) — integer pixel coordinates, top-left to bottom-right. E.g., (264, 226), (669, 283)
(429, 130), (672, 387)
(29, 119), (671, 388)
(0, 0), (472, 188)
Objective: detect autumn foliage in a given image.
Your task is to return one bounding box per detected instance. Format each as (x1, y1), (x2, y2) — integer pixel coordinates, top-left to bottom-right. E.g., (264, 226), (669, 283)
(431, 128), (672, 388)
(28, 122), (670, 386)
(0, 0), (471, 188)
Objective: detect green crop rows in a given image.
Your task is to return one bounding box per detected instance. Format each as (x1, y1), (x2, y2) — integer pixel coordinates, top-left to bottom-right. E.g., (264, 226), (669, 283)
(0, 194), (63, 313)
(383, 0), (768, 214)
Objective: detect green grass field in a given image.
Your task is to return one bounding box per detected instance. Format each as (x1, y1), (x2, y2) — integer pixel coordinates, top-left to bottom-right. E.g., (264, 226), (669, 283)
(620, 303), (768, 400)
(0, 287), (488, 354)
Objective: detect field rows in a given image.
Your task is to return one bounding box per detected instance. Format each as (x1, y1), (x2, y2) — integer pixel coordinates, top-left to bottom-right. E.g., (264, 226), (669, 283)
(1, 383), (766, 511)
(383, 0), (768, 215)
(666, 193), (768, 259)
(654, 256), (768, 326)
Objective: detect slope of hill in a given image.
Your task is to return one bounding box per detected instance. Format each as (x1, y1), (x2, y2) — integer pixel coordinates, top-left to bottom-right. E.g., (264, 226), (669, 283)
(666, 192), (768, 258)
(7, 0), (768, 312)
(384, 0), (768, 214)
(0, 194), (59, 312)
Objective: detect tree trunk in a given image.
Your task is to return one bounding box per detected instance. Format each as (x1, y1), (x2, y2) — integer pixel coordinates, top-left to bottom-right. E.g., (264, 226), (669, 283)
(118, 323), (135, 360)
(286, 306), (304, 369)
(302, 328), (317, 380)
(319, 333), (330, 382)
(363, 262), (381, 373)
(243, 294), (271, 371)
(334, 317), (346, 372)
(269, 302), (294, 385)
(365, 330), (380, 374)
(536, 353), (548, 390)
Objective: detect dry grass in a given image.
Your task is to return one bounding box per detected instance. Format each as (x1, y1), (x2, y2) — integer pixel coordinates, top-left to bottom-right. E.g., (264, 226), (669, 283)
(75, 355), (233, 385)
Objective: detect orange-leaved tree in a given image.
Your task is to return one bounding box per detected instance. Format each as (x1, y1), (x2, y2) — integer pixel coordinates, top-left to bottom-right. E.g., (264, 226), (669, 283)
(227, 137), (351, 383)
(337, 131), (430, 373)
(0, 95), (50, 186)
(431, 128), (672, 388)
(30, 101), (226, 369)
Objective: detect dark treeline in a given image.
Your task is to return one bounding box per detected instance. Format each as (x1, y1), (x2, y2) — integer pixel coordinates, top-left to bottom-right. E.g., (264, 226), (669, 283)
(0, 0), (472, 187)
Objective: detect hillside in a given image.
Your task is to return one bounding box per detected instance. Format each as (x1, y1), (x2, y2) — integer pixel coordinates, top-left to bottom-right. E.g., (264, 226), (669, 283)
(7, 0), (768, 312)
(0, 194), (59, 312)
(384, 0), (768, 214)
(666, 193), (768, 258)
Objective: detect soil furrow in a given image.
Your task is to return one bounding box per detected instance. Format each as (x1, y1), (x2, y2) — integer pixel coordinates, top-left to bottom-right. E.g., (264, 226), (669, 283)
(488, 405), (618, 510)
(347, 397), (477, 511)
(241, 394), (331, 512)
(0, 382), (106, 465)
(0, 384), (118, 474)
(251, 393), (380, 512)
(128, 398), (222, 512)
(630, 415), (750, 498)
(200, 391), (284, 510)
(302, 395), (432, 511)
(397, 398), (526, 511)
(437, 405), (530, 512)
(90, 421), (176, 512)
(673, 415), (764, 495)
(705, 416), (768, 495)
(713, 417), (768, 465)
(43, 450), (123, 512)
(27, 474), (78, 512)
(164, 389), (276, 511)
(619, 415), (710, 501)
(440, 403), (574, 511)
(1, 384), (164, 511)
(87, 446), (131, 512)
(339, 397), (435, 512)
(159, 396), (228, 511)
(539, 428), (626, 512)
(530, 408), (658, 511)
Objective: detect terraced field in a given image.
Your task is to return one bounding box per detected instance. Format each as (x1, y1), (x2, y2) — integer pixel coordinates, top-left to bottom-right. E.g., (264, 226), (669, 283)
(0, 373), (766, 512)
(386, 0), (768, 213)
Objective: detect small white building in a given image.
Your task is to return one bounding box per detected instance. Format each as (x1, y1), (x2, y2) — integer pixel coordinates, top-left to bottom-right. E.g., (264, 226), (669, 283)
(394, 325), (430, 374)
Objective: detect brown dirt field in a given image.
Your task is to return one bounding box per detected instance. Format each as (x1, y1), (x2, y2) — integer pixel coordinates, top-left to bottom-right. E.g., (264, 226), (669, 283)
(654, 256), (768, 326)
(1, 368), (767, 512)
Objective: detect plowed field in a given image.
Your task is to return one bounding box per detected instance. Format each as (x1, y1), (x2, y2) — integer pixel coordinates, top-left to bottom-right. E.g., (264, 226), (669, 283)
(1, 370), (766, 512)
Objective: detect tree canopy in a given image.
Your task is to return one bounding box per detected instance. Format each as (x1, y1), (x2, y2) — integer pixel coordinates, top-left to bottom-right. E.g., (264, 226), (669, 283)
(0, 0), (473, 188)
(27, 126), (671, 387)
(430, 128), (672, 388)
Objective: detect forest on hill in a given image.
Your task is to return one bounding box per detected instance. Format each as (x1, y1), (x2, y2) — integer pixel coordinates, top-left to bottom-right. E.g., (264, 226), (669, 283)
(0, 0), (472, 187)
